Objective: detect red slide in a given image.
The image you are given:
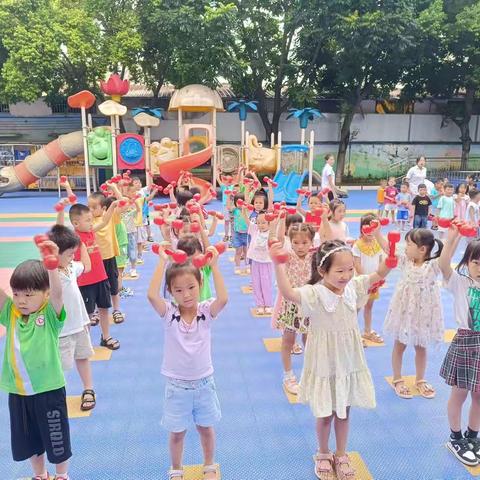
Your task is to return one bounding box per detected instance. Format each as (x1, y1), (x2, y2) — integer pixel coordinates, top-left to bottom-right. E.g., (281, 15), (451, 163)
(158, 144), (213, 196)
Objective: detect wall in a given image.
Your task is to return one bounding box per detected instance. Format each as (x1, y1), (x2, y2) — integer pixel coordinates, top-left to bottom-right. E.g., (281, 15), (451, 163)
(1, 100), (480, 179)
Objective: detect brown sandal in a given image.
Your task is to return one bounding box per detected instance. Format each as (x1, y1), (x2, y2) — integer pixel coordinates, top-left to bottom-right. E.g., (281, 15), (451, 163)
(313, 452), (335, 480)
(362, 330), (384, 343)
(416, 379), (435, 399)
(80, 389), (96, 411)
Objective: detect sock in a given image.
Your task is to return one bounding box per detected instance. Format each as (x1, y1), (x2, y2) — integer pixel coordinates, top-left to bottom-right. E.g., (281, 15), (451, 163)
(466, 427), (479, 439)
(283, 370), (294, 380)
(451, 429), (463, 440)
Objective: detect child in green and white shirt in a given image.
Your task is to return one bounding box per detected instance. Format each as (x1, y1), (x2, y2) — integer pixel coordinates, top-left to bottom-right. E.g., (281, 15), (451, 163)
(0, 249), (72, 480)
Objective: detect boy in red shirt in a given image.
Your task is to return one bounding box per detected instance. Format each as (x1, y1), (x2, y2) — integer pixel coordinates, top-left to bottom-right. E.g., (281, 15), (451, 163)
(67, 203), (120, 350)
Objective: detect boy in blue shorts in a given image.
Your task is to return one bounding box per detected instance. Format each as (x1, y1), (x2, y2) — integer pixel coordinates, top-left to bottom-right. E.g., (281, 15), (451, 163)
(395, 182), (411, 231)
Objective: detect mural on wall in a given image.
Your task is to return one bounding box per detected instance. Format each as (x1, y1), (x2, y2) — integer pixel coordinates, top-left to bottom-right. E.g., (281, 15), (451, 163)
(312, 144), (480, 180)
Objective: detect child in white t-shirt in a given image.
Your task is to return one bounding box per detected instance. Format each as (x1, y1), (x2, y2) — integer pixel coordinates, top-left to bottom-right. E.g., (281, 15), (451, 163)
(467, 189), (480, 239)
(438, 226), (480, 467)
(148, 245), (228, 480)
(48, 224), (96, 411)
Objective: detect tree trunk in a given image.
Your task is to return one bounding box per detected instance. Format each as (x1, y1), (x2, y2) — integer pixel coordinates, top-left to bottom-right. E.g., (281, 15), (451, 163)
(255, 87), (273, 142)
(459, 87), (475, 170)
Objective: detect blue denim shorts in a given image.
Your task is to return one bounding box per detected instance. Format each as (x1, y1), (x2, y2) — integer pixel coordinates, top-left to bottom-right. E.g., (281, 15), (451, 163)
(232, 231), (248, 248)
(396, 209), (409, 221)
(161, 376), (221, 432)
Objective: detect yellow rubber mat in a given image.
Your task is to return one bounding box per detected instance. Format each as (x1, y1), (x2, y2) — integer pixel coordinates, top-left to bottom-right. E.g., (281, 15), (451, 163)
(67, 396), (92, 418)
(183, 463), (221, 479)
(283, 385), (299, 404)
(263, 337), (282, 352)
(363, 338), (385, 348)
(91, 346), (112, 362)
(444, 329), (456, 343)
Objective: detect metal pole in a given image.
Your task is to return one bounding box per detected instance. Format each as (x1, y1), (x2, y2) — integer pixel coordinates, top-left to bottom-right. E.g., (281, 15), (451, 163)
(277, 131), (282, 172)
(57, 168), (61, 198)
(80, 107), (91, 195)
(240, 120), (245, 148)
(308, 130), (314, 190)
(245, 130), (250, 170)
(111, 116), (118, 176)
(271, 132), (274, 148)
(145, 126), (152, 188)
(212, 109), (217, 188)
(178, 109), (183, 156)
(301, 128), (306, 145)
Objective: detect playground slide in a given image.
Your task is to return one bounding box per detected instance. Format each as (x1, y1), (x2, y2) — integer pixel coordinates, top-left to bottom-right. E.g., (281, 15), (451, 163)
(273, 171), (307, 203)
(158, 144), (214, 196)
(0, 131), (84, 196)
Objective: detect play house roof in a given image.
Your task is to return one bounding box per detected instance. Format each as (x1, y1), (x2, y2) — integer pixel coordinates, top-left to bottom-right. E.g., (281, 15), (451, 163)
(168, 84), (225, 112)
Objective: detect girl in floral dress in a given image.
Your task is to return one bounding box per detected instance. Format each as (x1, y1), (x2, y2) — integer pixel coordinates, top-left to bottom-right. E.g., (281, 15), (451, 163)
(383, 228), (445, 399)
(273, 223), (315, 395)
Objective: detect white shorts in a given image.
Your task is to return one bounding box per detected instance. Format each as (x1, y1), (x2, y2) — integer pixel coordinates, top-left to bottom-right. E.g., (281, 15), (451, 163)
(59, 328), (94, 371)
(384, 204), (396, 212)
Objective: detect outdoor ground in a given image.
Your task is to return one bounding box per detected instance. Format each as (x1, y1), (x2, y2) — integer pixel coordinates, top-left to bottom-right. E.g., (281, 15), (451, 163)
(0, 190), (475, 480)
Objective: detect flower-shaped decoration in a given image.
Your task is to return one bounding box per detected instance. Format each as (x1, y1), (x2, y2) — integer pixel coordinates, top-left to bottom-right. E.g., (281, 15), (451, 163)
(227, 99), (258, 121)
(100, 74), (130, 102)
(286, 108), (323, 130)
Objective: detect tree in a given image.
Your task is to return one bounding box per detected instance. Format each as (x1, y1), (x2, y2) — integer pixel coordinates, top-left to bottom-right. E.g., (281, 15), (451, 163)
(402, 0), (480, 169)
(0, 0), (108, 103)
(298, 0), (419, 182)
(136, 0), (237, 99)
(224, 0), (310, 141)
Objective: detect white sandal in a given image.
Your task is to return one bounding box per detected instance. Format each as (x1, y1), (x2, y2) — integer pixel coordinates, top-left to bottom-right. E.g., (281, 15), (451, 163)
(313, 452), (336, 479)
(168, 468), (184, 480)
(203, 464), (219, 479)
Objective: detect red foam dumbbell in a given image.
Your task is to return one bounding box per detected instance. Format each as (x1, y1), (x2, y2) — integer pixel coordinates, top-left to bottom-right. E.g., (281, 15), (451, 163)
(190, 222), (201, 233)
(172, 219), (184, 230)
(379, 218), (390, 226)
(54, 202), (64, 212)
(154, 217), (165, 226)
(60, 175), (68, 183)
(216, 212), (224, 220)
(265, 212), (277, 222)
(214, 242), (227, 254)
(169, 202), (178, 210)
(68, 194), (77, 204)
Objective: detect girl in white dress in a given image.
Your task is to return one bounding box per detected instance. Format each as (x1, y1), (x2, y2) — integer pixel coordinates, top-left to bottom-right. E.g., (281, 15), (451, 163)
(383, 228), (444, 399)
(272, 239), (391, 480)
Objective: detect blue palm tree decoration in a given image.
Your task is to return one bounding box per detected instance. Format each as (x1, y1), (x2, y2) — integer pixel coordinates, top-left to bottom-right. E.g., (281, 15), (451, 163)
(131, 106), (164, 119)
(227, 99), (258, 121)
(227, 100), (258, 147)
(286, 107), (322, 130)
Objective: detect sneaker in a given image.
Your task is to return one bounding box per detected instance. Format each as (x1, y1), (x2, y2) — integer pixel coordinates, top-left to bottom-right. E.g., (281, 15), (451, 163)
(137, 258), (144, 265)
(466, 434), (480, 460)
(147, 236), (154, 242)
(283, 376), (300, 395)
(446, 437), (478, 466)
(129, 269), (138, 278)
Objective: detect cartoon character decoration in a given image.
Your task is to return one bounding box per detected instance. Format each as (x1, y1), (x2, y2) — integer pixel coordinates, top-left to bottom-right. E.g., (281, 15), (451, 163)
(246, 134), (278, 174)
(150, 138), (179, 175)
(87, 127), (113, 166)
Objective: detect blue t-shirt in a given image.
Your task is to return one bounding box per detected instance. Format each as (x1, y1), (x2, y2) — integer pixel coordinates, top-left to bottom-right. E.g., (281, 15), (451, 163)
(233, 208), (248, 232)
(395, 192), (411, 211)
(430, 188), (440, 208)
(438, 196), (455, 218)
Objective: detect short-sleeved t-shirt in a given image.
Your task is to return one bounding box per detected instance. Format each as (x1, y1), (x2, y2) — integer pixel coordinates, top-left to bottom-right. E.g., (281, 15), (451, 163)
(445, 271), (480, 330)
(93, 213), (120, 260)
(412, 195), (432, 216)
(377, 187), (385, 203)
(115, 220), (128, 247)
(59, 261), (90, 337)
(247, 222), (271, 263)
(74, 230), (107, 287)
(384, 186), (398, 204)
(0, 299), (66, 395)
(233, 208), (247, 233)
(121, 206), (137, 234)
(135, 197), (145, 227)
(321, 164), (335, 190)
(200, 266), (213, 301)
(467, 202), (480, 224)
(437, 195), (455, 218)
(395, 192), (411, 211)
(160, 299), (217, 380)
(430, 188), (440, 208)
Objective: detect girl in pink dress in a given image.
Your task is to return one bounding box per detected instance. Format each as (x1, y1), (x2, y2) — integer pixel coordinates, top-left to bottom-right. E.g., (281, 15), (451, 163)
(328, 200), (350, 241)
(455, 183), (469, 220)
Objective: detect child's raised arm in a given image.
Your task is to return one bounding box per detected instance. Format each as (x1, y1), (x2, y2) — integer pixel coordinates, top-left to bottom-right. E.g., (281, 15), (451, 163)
(366, 258), (392, 287)
(438, 227), (460, 281)
(271, 244), (301, 304)
(373, 225), (389, 255)
(42, 240), (63, 315)
(147, 248), (169, 316)
(206, 247), (228, 317)
(296, 192), (307, 217)
(267, 182), (274, 210)
(55, 198), (70, 226)
(274, 213), (286, 246)
(93, 200), (118, 232)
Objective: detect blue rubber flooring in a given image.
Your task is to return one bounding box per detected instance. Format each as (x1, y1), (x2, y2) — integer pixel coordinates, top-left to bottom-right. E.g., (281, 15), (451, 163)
(0, 190), (476, 479)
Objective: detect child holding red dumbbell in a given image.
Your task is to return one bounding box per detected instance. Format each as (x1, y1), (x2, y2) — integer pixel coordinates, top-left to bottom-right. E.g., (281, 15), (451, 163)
(383, 228), (444, 399)
(0, 242), (73, 480)
(227, 192), (249, 274)
(438, 227), (480, 466)
(271, 239), (391, 479)
(328, 199), (350, 241)
(353, 214), (389, 345)
(437, 183), (456, 239)
(271, 222), (316, 395)
(147, 244), (227, 480)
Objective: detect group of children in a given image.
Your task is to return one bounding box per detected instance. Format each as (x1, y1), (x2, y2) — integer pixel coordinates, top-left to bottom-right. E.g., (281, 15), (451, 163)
(3, 166), (480, 480)
(377, 175), (480, 236)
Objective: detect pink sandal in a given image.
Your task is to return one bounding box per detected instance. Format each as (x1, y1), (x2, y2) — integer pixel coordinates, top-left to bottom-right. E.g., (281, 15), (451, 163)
(334, 454), (356, 480)
(313, 452), (336, 479)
